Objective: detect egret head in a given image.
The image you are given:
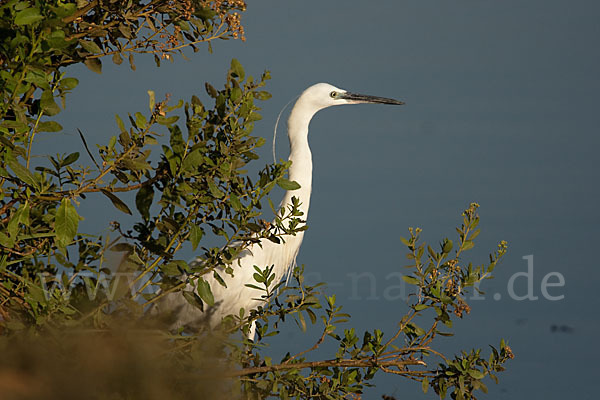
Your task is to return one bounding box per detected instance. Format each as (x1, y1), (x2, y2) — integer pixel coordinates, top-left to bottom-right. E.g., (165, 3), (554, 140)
(278, 83), (404, 160)
(300, 83), (404, 111)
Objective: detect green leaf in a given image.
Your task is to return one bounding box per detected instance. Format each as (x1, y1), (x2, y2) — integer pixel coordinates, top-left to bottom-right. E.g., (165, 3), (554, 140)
(25, 70), (50, 89)
(306, 308), (317, 324)
(468, 369), (485, 380)
(197, 278), (214, 306)
(124, 159), (151, 171)
(254, 91), (272, 101)
(7, 204), (28, 239)
(84, 58), (102, 74)
(442, 239), (453, 253)
(119, 23), (133, 38)
(157, 115), (179, 126)
(196, 6), (217, 20)
(15, 7), (44, 25)
(189, 224), (203, 251)
(244, 283), (263, 291)
(469, 229), (481, 241)
(205, 83), (217, 98)
(297, 310), (307, 332)
(144, 136), (158, 145)
(112, 52), (123, 65)
(79, 40), (102, 54)
(230, 58), (245, 81)
(0, 231), (14, 248)
(108, 135), (117, 150)
(135, 184), (154, 221)
(115, 115), (126, 133)
(16, 204), (30, 225)
(277, 178), (301, 190)
(208, 181), (224, 198)
(7, 160), (36, 187)
(177, 20), (191, 31)
(231, 87), (242, 102)
(37, 121), (63, 132)
(40, 90), (61, 116)
(229, 193), (242, 211)
(160, 262), (181, 277)
(480, 382), (489, 393)
(61, 77), (79, 90)
(100, 189), (132, 215)
(182, 291), (204, 311)
(55, 198), (79, 248)
(422, 377), (429, 394)
(413, 324), (426, 336)
(147, 90), (155, 111)
(62, 152), (79, 167)
(462, 240), (475, 251)
(27, 284), (47, 305)
(414, 303), (429, 311)
(182, 149), (203, 173)
(246, 111), (262, 122)
(46, 30), (69, 50)
(252, 272), (265, 283)
(402, 275), (420, 285)
(51, 2), (76, 18)
(128, 53), (136, 71)
(169, 125), (185, 156)
(213, 271), (227, 288)
(134, 112), (147, 129)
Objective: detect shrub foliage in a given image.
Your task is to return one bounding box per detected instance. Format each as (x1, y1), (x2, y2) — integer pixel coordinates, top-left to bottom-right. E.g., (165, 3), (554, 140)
(0, 2), (512, 399)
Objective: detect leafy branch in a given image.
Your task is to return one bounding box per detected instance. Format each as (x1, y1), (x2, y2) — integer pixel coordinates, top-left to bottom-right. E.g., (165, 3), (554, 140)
(1, 3), (513, 399)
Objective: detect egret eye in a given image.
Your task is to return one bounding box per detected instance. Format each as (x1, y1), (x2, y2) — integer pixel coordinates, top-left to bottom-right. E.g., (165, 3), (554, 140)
(329, 91), (337, 98)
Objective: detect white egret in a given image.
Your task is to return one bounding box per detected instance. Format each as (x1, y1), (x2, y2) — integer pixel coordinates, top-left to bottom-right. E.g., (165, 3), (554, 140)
(155, 83), (404, 338)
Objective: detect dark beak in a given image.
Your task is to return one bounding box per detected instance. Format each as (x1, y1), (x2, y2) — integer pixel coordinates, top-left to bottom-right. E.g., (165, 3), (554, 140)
(341, 92), (405, 105)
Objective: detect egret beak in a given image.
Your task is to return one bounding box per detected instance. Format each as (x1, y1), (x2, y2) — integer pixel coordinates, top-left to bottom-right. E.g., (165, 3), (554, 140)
(341, 92), (405, 105)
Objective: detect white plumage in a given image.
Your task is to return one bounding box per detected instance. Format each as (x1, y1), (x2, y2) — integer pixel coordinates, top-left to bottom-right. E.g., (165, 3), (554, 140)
(155, 83), (403, 338)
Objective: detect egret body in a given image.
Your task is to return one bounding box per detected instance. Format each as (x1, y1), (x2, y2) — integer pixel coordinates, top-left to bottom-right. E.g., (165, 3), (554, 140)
(156, 83), (403, 338)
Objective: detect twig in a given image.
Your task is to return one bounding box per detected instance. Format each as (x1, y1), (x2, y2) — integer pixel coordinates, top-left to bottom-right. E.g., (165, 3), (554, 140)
(381, 310), (417, 350)
(226, 358), (427, 377)
(0, 199), (18, 217)
(283, 312), (332, 364)
(77, 128), (100, 169)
